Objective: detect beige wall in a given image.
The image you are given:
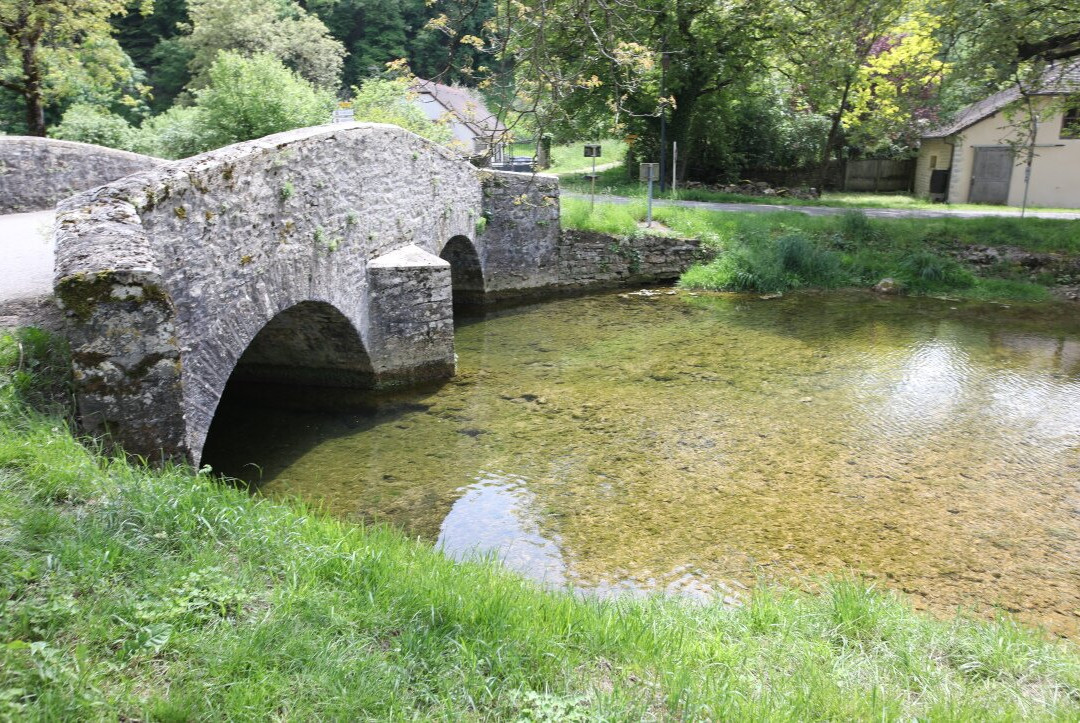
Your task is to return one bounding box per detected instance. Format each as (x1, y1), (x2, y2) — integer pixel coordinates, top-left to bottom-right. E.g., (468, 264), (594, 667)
(913, 138), (953, 197)
(945, 96), (1080, 208)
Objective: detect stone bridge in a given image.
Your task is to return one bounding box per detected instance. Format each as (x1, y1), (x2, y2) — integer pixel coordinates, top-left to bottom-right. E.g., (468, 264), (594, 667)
(54, 124), (566, 463)
(43, 124), (699, 464)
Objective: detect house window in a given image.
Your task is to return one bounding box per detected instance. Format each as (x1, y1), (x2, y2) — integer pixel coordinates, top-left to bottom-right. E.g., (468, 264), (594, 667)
(930, 155), (938, 169)
(1062, 107), (1080, 140)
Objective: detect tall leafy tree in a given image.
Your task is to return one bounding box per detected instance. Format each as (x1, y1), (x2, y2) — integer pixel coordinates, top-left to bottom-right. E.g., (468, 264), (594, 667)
(112, 0), (191, 111)
(0, 0), (143, 135)
(305, 0), (494, 88)
(181, 0), (345, 90)
(774, 0), (909, 180)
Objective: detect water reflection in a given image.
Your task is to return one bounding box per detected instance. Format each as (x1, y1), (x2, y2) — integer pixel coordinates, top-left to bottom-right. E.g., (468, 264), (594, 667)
(437, 472), (568, 587)
(204, 290), (1080, 636)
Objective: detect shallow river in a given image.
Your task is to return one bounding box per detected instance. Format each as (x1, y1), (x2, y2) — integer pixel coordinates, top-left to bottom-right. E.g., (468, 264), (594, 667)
(203, 290), (1080, 637)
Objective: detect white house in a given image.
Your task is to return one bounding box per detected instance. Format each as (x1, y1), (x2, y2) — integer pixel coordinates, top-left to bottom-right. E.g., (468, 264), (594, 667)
(915, 64), (1080, 208)
(410, 79), (509, 162)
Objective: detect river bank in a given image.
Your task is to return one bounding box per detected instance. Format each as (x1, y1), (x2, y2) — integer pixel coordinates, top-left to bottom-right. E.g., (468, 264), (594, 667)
(2, 328), (1079, 719)
(561, 199), (1080, 303)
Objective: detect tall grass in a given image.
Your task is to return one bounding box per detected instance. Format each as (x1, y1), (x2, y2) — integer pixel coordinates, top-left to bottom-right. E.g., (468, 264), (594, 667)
(2, 331), (1079, 719)
(556, 200), (1078, 300)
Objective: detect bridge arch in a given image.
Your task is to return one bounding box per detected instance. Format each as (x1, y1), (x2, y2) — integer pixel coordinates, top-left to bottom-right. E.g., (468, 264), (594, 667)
(199, 299), (371, 466)
(439, 234), (485, 306)
(228, 300), (373, 388)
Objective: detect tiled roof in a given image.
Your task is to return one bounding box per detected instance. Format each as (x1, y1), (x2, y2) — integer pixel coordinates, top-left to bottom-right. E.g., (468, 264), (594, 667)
(410, 79), (508, 138)
(923, 63), (1080, 139)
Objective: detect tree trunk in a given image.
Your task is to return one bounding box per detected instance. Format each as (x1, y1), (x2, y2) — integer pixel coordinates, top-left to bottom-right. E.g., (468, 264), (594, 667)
(22, 35), (46, 136)
(818, 76), (854, 190)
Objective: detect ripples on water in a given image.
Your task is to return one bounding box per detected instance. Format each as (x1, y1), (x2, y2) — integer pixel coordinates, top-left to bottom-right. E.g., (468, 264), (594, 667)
(202, 290), (1080, 636)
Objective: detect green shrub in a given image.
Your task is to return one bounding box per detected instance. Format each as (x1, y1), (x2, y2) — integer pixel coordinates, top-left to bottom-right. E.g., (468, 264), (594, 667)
(48, 104), (137, 151)
(195, 51), (335, 149)
(133, 106), (214, 159)
(680, 231), (847, 293)
(0, 328), (71, 415)
(838, 210), (881, 245)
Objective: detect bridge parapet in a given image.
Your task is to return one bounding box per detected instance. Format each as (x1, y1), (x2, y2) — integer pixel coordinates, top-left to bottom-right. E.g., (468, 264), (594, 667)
(0, 136), (165, 214)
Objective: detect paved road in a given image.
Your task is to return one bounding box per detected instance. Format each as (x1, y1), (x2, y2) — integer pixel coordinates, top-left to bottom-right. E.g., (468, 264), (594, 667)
(564, 192), (1080, 220)
(1, 210), (55, 302)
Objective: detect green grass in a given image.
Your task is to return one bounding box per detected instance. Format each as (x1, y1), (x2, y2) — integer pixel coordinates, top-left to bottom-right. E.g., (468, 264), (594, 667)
(512, 139), (627, 174)
(560, 166), (1079, 214)
(2, 331), (1080, 720)
(561, 199), (1078, 301)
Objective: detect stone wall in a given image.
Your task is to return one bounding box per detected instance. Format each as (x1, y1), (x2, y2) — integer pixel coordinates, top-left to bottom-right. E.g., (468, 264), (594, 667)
(0, 136), (165, 213)
(477, 170), (561, 297)
(556, 230), (702, 291)
(55, 123), (481, 463)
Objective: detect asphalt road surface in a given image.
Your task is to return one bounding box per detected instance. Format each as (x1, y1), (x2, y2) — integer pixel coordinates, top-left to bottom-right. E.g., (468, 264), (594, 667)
(0, 210), (55, 304)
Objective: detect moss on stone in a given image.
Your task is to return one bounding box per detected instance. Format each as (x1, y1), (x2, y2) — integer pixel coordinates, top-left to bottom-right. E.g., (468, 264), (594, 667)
(56, 272), (171, 321)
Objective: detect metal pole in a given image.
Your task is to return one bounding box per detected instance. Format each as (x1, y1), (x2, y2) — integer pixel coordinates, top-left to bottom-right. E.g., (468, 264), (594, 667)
(672, 141), (677, 192)
(658, 40), (667, 192)
(647, 170), (654, 227)
(590, 154), (597, 211)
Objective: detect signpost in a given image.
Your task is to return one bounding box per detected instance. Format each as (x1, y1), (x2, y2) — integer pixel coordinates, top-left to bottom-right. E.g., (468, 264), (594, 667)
(331, 108), (355, 124)
(639, 162), (659, 227)
(671, 141), (678, 192)
(584, 143), (602, 210)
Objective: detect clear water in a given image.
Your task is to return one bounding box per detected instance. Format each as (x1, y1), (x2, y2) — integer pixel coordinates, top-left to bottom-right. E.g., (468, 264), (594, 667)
(203, 290), (1080, 636)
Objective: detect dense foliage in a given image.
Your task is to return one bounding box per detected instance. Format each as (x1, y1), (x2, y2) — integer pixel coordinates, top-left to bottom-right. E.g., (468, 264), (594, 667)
(3, 0), (1078, 177)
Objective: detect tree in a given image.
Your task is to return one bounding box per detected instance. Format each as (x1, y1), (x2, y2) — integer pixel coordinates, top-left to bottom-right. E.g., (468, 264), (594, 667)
(48, 102), (137, 148)
(774, 0), (910, 182)
(303, 0), (494, 88)
(938, 0), (1080, 75)
(182, 0), (345, 90)
(195, 51), (335, 148)
(844, 11), (948, 155)
(0, 0), (141, 135)
(112, 0), (192, 111)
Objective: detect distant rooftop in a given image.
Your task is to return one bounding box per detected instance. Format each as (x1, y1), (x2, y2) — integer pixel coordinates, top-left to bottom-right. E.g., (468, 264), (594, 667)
(410, 79), (507, 147)
(923, 62), (1080, 139)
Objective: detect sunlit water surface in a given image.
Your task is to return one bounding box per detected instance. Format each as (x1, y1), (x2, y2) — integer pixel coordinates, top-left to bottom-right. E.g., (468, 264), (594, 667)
(203, 290), (1080, 636)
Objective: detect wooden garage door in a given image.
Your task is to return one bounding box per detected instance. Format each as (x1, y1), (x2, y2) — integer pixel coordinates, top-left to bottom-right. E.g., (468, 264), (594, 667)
(969, 147), (1014, 204)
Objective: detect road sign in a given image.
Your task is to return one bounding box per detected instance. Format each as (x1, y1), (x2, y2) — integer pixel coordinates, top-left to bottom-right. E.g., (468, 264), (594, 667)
(583, 144), (602, 157)
(639, 162), (659, 182)
(332, 108), (355, 123)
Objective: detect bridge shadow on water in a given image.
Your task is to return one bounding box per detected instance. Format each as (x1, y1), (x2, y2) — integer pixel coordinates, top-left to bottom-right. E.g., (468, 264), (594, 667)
(198, 299), (533, 534)
(199, 378), (451, 522)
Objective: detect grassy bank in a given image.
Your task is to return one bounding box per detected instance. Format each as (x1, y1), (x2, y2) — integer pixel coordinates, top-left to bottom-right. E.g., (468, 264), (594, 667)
(561, 166), (1079, 214)
(2, 329), (1080, 720)
(561, 198), (1080, 301)
(512, 139), (627, 174)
